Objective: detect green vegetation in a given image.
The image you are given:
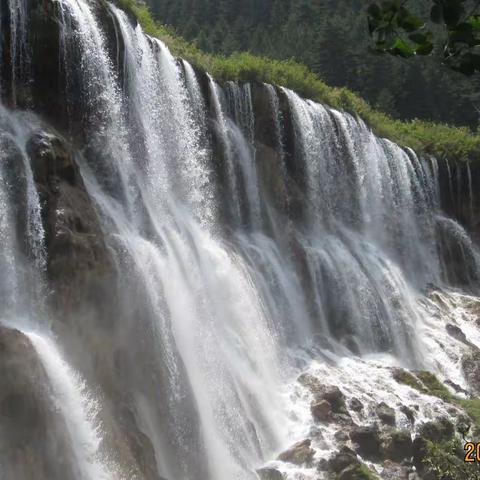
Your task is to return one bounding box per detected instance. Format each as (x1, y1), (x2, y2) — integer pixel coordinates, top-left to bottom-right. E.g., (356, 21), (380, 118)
(394, 369), (480, 431)
(424, 438), (480, 479)
(116, 0), (480, 162)
(143, 0), (480, 129)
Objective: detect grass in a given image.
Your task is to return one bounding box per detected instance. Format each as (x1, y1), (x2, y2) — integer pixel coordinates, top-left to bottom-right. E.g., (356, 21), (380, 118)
(114, 0), (480, 162)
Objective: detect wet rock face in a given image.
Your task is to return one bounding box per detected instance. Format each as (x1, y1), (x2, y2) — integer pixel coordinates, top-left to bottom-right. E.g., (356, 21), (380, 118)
(277, 439), (315, 466)
(0, 326), (78, 480)
(375, 402), (396, 427)
(349, 425), (381, 459)
(462, 349), (480, 395)
(256, 467), (284, 480)
(26, 129), (115, 323)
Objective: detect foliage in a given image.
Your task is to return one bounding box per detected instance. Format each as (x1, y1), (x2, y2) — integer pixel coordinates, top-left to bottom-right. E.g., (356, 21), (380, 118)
(115, 0), (480, 162)
(143, 0), (480, 130)
(368, 0), (480, 75)
(423, 438), (480, 479)
(394, 369), (480, 430)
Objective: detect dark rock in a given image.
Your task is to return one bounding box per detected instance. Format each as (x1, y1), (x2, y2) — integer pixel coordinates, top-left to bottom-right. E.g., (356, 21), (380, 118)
(350, 425), (381, 458)
(380, 430), (413, 462)
(335, 429), (351, 443)
(328, 446), (360, 473)
(311, 399), (332, 422)
(417, 418), (455, 443)
(0, 326), (78, 480)
(298, 375), (348, 415)
(256, 467), (284, 480)
(349, 398), (364, 412)
(446, 323), (468, 344)
(375, 402), (396, 426)
(444, 379), (469, 395)
(322, 385), (348, 414)
(400, 406), (415, 425)
(277, 439), (315, 466)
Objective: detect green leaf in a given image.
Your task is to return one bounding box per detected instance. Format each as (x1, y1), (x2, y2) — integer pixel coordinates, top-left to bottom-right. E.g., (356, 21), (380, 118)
(398, 8), (424, 32)
(468, 15), (480, 31)
(390, 37), (415, 57)
(416, 41), (434, 55)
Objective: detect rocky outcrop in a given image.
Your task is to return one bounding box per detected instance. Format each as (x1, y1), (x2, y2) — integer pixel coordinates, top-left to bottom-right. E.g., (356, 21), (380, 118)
(0, 326), (78, 480)
(277, 439), (315, 466)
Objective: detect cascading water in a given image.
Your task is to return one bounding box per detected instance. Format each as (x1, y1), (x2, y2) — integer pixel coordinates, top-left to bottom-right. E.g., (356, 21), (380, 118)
(0, 1), (480, 479)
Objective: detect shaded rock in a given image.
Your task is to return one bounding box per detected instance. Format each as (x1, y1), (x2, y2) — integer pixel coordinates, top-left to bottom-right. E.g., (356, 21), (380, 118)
(380, 430), (413, 462)
(322, 385), (348, 415)
(256, 467), (284, 480)
(349, 398), (364, 413)
(462, 349), (480, 394)
(328, 446), (360, 473)
(311, 399), (332, 422)
(418, 418), (454, 443)
(400, 406), (415, 425)
(446, 323), (468, 344)
(0, 326), (78, 480)
(444, 379), (469, 395)
(277, 439), (315, 466)
(334, 429), (351, 443)
(375, 402), (396, 426)
(350, 425), (381, 458)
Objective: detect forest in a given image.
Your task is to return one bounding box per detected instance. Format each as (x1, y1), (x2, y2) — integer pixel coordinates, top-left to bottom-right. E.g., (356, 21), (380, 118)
(146, 0), (480, 129)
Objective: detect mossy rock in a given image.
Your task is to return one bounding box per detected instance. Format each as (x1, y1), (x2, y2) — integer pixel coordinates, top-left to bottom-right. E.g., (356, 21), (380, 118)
(337, 463), (378, 480)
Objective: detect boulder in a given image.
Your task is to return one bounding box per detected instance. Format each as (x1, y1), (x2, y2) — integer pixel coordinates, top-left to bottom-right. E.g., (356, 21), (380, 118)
(400, 406), (415, 425)
(277, 439), (315, 466)
(327, 446), (360, 473)
(375, 402), (396, 426)
(417, 418), (455, 443)
(311, 399), (332, 422)
(256, 467), (284, 480)
(349, 398), (364, 412)
(334, 429), (351, 443)
(350, 425), (381, 458)
(322, 385), (348, 415)
(445, 323), (468, 344)
(380, 430), (413, 462)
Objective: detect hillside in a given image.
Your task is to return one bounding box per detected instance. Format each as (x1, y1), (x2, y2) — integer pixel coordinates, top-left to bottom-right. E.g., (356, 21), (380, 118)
(118, 0), (480, 162)
(144, 0), (480, 130)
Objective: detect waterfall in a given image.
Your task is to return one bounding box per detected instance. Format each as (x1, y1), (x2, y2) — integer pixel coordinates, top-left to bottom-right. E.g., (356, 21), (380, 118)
(25, 330), (115, 480)
(1, 1), (480, 479)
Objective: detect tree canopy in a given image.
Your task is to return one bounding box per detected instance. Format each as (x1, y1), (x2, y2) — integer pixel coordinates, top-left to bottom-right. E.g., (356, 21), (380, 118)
(146, 0), (480, 129)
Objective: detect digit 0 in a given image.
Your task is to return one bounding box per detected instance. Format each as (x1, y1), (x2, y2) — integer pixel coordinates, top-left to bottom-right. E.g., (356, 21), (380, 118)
(465, 442), (475, 463)
(477, 443), (480, 462)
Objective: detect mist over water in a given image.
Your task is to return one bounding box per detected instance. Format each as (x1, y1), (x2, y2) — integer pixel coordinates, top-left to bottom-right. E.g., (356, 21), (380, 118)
(0, 0), (479, 479)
